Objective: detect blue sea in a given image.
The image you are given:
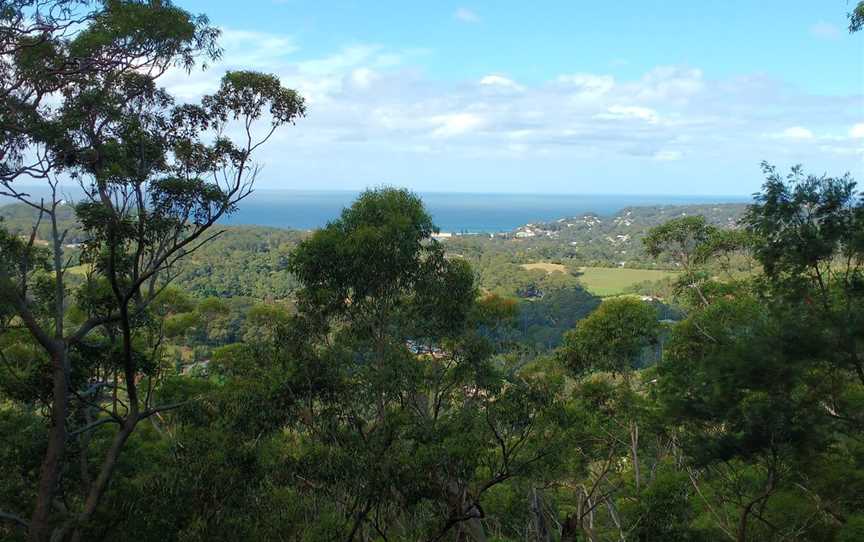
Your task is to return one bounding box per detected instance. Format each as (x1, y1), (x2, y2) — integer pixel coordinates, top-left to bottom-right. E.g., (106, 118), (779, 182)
(223, 190), (750, 232)
(2, 187), (750, 233)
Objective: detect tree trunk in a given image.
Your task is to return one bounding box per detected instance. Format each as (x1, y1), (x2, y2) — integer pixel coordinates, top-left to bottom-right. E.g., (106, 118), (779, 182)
(60, 418), (137, 542)
(460, 516), (486, 542)
(736, 470), (775, 542)
(561, 490), (598, 542)
(30, 349), (67, 542)
(446, 482), (487, 542)
(630, 419), (640, 493)
(529, 488), (551, 542)
(560, 515), (580, 542)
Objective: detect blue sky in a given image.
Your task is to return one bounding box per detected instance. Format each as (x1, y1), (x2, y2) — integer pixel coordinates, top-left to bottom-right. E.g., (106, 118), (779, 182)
(164, 0), (864, 194)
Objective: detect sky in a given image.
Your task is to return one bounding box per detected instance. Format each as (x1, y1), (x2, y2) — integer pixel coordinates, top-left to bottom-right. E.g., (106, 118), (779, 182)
(161, 0), (864, 195)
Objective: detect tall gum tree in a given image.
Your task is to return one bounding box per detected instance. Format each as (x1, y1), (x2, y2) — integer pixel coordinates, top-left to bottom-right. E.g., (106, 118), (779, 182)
(0, 2), (304, 540)
(285, 188), (565, 540)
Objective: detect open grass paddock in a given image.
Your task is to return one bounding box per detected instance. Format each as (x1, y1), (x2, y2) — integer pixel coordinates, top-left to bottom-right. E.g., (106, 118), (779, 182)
(575, 266), (678, 296)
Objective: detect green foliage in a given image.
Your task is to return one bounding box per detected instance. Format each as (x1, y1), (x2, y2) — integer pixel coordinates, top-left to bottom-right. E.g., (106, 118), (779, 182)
(560, 297), (660, 375)
(850, 1), (864, 32)
(2, 5), (863, 535)
(839, 515), (864, 542)
(275, 188), (567, 538)
(0, 221), (49, 285)
(634, 164), (864, 541)
(1, 167), (861, 541)
(745, 162), (862, 278)
(643, 215), (718, 264)
(173, 226), (305, 299)
(0, 1), (305, 539)
(659, 295), (826, 462)
(205, 71), (305, 125)
(289, 187), (476, 340)
(624, 469), (704, 542)
(0, 405), (43, 538)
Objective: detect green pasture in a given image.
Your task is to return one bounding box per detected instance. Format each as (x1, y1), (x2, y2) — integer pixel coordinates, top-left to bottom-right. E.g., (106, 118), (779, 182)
(575, 266), (678, 296)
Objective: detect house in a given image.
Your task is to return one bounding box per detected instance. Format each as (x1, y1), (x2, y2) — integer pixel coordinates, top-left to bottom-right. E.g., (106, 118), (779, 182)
(181, 359), (210, 376)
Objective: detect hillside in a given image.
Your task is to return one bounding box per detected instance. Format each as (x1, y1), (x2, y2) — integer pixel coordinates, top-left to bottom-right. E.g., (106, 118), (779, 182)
(1, 201), (746, 299)
(497, 202), (748, 265)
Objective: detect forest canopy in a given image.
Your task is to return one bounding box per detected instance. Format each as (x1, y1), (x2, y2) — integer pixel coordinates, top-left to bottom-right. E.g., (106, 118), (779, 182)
(1, 2), (863, 542)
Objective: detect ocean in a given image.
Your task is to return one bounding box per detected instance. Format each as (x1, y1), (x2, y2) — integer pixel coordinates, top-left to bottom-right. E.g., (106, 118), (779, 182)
(2, 187), (750, 233)
(222, 190), (750, 232)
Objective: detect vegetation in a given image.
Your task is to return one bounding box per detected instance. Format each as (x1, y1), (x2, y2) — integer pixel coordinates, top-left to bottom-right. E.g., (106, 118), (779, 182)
(0, 1), (303, 539)
(3, 166), (861, 541)
(0, 2), (861, 542)
(573, 266), (679, 297)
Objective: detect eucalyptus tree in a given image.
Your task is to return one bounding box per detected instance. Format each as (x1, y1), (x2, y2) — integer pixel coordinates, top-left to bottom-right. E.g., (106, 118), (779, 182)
(555, 298), (669, 540)
(744, 162), (864, 385)
(286, 188), (564, 540)
(642, 216), (719, 307)
(648, 164), (864, 541)
(559, 297), (660, 377)
(0, 1), (304, 540)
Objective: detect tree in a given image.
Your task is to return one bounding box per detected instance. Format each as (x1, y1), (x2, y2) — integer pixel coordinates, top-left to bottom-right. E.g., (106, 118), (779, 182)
(556, 298), (662, 539)
(850, 1), (864, 32)
(559, 297), (659, 376)
(241, 302), (291, 343)
(1, 0), (220, 186)
(646, 164), (864, 542)
(743, 162), (864, 384)
(284, 188), (563, 540)
(643, 216), (718, 307)
(0, 2), (304, 539)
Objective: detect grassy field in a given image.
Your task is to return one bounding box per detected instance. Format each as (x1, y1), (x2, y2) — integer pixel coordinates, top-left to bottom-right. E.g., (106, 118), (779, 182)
(520, 262), (568, 274)
(66, 264), (91, 276)
(575, 266), (678, 296)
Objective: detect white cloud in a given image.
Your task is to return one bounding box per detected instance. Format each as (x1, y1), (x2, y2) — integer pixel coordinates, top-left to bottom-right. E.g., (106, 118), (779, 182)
(810, 21), (840, 40)
(430, 113), (485, 137)
(505, 130), (536, 140)
(634, 66), (704, 103)
(159, 28), (299, 101)
(818, 145), (864, 156)
(653, 150), (683, 161)
(772, 126), (815, 140)
(157, 30), (863, 186)
(373, 53), (403, 67)
(220, 29), (298, 66)
(596, 105), (660, 124)
(507, 143), (530, 155)
(556, 73), (615, 99)
(479, 74), (524, 92)
(350, 68), (377, 89)
(297, 45), (382, 75)
(454, 8), (480, 23)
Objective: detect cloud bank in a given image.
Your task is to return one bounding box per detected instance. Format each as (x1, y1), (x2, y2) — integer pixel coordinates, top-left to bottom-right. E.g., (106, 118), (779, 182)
(159, 27), (864, 193)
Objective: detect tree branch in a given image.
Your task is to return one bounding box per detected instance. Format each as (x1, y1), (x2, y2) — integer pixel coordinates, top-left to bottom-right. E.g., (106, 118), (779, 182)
(0, 509), (30, 529)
